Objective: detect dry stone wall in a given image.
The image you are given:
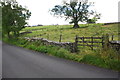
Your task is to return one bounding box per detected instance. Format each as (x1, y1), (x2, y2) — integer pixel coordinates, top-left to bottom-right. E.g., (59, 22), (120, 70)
(24, 37), (120, 53)
(24, 37), (76, 52)
(109, 41), (120, 53)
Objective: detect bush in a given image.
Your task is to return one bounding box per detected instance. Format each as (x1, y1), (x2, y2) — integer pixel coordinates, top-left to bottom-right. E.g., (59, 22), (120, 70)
(37, 46), (48, 53)
(105, 59), (120, 71)
(81, 54), (107, 68)
(3, 37), (28, 47)
(81, 54), (120, 71)
(56, 48), (67, 58)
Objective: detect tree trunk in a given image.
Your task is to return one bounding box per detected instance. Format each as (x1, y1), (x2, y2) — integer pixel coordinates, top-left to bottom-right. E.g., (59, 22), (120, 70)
(73, 22), (80, 28)
(7, 31), (10, 38)
(17, 31), (19, 36)
(13, 31), (19, 38)
(14, 31), (18, 38)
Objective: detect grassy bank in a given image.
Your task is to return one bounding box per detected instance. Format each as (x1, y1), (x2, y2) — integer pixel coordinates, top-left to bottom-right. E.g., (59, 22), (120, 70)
(3, 37), (120, 71)
(21, 23), (118, 42)
(3, 23), (120, 71)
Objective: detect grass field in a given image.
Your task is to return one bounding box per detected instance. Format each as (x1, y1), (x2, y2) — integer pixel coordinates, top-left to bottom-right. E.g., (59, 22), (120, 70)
(21, 23), (119, 42)
(3, 23), (119, 71)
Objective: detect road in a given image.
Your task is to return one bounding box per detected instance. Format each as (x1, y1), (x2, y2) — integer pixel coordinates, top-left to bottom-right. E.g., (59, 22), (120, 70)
(2, 43), (119, 78)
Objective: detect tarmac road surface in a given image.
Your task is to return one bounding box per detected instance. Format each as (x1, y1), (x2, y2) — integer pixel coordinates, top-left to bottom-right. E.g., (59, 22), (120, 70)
(2, 43), (119, 78)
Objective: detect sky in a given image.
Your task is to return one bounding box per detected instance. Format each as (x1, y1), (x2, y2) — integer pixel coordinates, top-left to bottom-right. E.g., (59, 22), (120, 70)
(17, 0), (120, 26)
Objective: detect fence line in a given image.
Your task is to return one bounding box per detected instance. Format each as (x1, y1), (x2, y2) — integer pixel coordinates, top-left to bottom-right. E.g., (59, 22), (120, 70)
(75, 36), (104, 50)
(24, 34), (119, 53)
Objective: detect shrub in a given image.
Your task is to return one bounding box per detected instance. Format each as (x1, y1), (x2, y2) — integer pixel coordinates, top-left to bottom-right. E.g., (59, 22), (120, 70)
(81, 54), (107, 68)
(37, 46), (48, 53)
(105, 59), (120, 71)
(55, 48), (67, 58)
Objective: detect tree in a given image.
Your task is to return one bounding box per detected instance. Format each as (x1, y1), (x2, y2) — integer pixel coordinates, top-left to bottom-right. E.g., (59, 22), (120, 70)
(50, 0), (100, 28)
(1, 0), (31, 38)
(87, 12), (101, 24)
(87, 19), (95, 23)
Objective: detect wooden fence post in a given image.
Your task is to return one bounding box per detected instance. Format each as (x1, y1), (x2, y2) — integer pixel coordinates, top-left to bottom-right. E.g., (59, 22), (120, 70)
(47, 34), (49, 39)
(103, 34), (109, 49)
(74, 35), (78, 52)
(59, 34), (62, 42)
(74, 36), (104, 50)
(102, 35), (104, 48)
(91, 36), (93, 50)
(82, 36), (84, 46)
(111, 35), (114, 41)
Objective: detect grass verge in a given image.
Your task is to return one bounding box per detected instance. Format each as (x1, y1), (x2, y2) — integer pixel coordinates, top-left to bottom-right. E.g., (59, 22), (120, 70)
(3, 37), (120, 71)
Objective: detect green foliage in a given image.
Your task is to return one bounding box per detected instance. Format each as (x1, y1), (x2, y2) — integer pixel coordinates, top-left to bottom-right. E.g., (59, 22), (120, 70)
(101, 47), (119, 60)
(3, 23), (119, 71)
(81, 54), (120, 71)
(105, 59), (120, 71)
(87, 19), (96, 23)
(81, 54), (107, 68)
(3, 37), (120, 71)
(3, 37), (27, 47)
(87, 12), (101, 24)
(55, 48), (67, 58)
(51, 1), (100, 28)
(1, 0), (31, 38)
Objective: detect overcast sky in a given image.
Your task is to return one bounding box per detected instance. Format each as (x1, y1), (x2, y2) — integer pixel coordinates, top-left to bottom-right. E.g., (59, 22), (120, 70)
(17, 0), (120, 25)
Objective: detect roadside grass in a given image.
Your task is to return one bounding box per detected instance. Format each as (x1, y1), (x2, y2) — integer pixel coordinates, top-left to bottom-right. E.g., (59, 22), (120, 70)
(3, 37), (120, 71)
(81, 54), (120, 71)
(2, 23), (119, 71)
(3, 37), (84, 63)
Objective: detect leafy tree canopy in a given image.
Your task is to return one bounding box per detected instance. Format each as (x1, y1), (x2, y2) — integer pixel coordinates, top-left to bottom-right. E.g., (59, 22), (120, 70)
(51, 0), (100, 28)
(1, 0), (31, 38)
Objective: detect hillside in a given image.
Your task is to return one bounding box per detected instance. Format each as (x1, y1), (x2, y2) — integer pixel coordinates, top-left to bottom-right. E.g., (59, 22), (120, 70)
(3, 23), (119, 71)
(21, 23), (119, 42)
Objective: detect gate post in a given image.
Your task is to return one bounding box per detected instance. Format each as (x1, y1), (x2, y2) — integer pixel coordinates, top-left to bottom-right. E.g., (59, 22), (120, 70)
(91, 36), (93, 50)
(102, 35), (104, 48)
(74, 35), (78, 52)
(103, 34), (109, 49)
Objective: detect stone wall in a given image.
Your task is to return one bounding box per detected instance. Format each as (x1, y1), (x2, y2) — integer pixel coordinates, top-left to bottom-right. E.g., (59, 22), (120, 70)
(24, 37), (77, 52)
(109, 41), (120, 53)
(24, 37), (120, 53)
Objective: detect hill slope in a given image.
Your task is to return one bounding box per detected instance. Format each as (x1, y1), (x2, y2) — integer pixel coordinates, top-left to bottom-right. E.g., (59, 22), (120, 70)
(21, 23), (119, 42)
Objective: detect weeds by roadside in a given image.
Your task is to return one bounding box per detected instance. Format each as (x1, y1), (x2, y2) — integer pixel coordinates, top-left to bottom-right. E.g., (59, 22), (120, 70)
(3, 37), (120, 71)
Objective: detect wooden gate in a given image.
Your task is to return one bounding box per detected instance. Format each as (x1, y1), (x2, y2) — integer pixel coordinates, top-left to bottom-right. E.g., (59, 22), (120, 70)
(75, 36), (104, 51)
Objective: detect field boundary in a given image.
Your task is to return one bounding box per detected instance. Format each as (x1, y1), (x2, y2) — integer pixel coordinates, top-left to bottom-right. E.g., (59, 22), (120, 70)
(75, 36), (104, 50)
(24, 33), (120, 53)
(24, 37), (77, 52)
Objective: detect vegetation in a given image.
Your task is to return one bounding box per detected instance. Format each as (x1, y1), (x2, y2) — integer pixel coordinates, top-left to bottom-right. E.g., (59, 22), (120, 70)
(50, 0), (100, 28)
(3, 36), (120, 71)
(1, 0), (119, 72)
(1, 0), (31, 38)
(3, 23), (119, 71)
(21, 23), (118, 42)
